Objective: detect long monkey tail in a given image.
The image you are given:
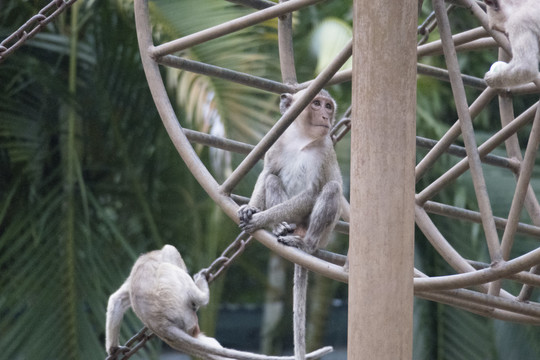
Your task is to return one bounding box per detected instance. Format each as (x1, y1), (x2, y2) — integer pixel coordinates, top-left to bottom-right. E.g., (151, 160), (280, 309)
(293, 264), (309, 360)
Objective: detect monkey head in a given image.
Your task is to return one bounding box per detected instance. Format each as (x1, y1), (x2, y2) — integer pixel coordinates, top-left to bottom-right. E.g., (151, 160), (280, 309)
(484, 0), (519, 33)
(151, 269), (207, 337)
(280, 89), (336, 140)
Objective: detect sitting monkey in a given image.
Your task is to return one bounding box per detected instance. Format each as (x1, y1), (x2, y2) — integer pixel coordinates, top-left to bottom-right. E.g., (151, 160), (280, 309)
(105, 244), (332, 360)
(483, 0), (540, 88)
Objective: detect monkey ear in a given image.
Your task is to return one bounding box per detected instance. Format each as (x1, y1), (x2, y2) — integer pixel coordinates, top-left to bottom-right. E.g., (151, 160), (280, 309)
(279, 93), (294, 114)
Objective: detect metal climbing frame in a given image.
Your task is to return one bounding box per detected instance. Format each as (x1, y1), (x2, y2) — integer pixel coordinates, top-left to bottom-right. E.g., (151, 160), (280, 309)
(133, 0), (540, 326)
(134, 0), (350, 284)
(3, 0), (540, 357)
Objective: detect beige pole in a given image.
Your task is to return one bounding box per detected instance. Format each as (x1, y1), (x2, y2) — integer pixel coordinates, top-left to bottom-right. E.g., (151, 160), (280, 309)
(348, 1), (417, 359)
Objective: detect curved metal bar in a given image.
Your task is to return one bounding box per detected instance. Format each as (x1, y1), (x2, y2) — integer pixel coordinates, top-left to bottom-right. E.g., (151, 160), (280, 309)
(418, 287), (540, 318)
(414, 244), (540, 291)
(467, 261), (540, 287)
(415, 205), (483, 284)
(416, 290), (540, 324)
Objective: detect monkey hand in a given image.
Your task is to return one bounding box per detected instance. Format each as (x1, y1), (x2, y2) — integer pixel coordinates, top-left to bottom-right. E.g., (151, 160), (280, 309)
(238, 205), (263, 232)
(107, 345), (130, 356)
(193, 270), (209, 285)
(484, 61), (510, 88)
(237, 205), (259, 223)
(272, 222), (297, 237)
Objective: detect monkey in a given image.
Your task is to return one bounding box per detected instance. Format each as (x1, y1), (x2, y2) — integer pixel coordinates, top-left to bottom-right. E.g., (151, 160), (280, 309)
(238, 89), (343, 360)
(106, 244), (332, 360)
(483, 0), (540, 88)
(105, 244), (210, 356)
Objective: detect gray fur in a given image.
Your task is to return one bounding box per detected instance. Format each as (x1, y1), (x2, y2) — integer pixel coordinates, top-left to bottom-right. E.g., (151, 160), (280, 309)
(238, 89), (342, 359)
(484, 0), (540, 88)
(105, 244), (332, 360)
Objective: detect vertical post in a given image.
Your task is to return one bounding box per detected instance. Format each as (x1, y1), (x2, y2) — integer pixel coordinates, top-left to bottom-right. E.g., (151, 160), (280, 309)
(348, 1), (417, 359)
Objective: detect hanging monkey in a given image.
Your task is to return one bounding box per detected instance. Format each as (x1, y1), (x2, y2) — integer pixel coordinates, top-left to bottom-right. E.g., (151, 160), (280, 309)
(483, 0), (540, 88)
(238, 89), (343, 360)
(105, 244), (332, 360)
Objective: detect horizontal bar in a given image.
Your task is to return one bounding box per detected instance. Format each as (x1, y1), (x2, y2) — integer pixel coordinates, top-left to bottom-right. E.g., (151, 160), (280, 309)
(225, 0), (276, 10)
(468, 260), (540, 287)
(416, 289), (540, 324)
(301, 63), (487, 90)
(416, 136), (519, 171)
(414, 244), (540, 291)
(423, 201), (540, 238)
(184, 129), (254, 154)
(315, 249), (347, 266)
(417, 26), (489, 57)
(158, 55), (294, 94)
(417, 63), (486, 89)
(151, 0), (325, 57)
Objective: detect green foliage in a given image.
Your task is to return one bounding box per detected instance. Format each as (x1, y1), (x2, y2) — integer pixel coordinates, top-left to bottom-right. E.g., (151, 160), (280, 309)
(0, 0), (249, 358)
(3, 0), (540, 359)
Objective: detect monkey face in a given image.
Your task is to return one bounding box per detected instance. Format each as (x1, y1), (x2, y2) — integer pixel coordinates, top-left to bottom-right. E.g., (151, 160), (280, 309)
(485, 0), (517, 33)
(279, 90), (336, 140)
(304, 95), (335, 139)
(156, 267), (204, 335)
(484, 0), (500, 11)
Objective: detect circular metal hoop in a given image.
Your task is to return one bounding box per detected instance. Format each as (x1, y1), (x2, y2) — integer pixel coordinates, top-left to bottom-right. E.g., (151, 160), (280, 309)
(134, 0), (540, 324)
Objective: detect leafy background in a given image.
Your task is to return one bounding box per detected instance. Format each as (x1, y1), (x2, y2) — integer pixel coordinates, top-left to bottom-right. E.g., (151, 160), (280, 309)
(1, 0), (540, 359)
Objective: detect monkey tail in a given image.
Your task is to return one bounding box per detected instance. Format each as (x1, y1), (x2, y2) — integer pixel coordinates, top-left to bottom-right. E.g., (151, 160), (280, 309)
(293, 264), (308, 360)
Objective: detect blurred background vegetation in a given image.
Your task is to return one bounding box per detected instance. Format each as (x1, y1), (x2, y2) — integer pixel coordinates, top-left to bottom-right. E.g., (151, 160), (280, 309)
(1, 0), (540, 359)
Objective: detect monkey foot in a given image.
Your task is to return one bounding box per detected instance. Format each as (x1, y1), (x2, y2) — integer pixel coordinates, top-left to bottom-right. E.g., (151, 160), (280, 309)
(277, 235), (302, 248)
(273, 222), (297, 237)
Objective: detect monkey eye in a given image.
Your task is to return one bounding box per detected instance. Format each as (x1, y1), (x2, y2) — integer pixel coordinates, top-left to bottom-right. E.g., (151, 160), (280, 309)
(325, 103), (333, 110)
(484, 0), (499, 9)
(191, 302), (198, 312)
(313, 100), (321, 106)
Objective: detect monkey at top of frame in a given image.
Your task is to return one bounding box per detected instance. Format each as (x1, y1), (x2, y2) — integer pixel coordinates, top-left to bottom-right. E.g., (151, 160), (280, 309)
(237, 89), (344, 360)
(483, 0), (540, 88)
(105, 244), (333, 360)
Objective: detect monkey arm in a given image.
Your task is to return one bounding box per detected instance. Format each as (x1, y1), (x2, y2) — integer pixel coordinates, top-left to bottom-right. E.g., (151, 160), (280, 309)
(238, 168), (269, 224)
(240, 189), (316, 233)
(249, 168), (269, 209)
(192, 271), (210, 306)
(105, 281), (131, 354)
(485, 7), (540, 88)
(506, 24), (539, 77)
